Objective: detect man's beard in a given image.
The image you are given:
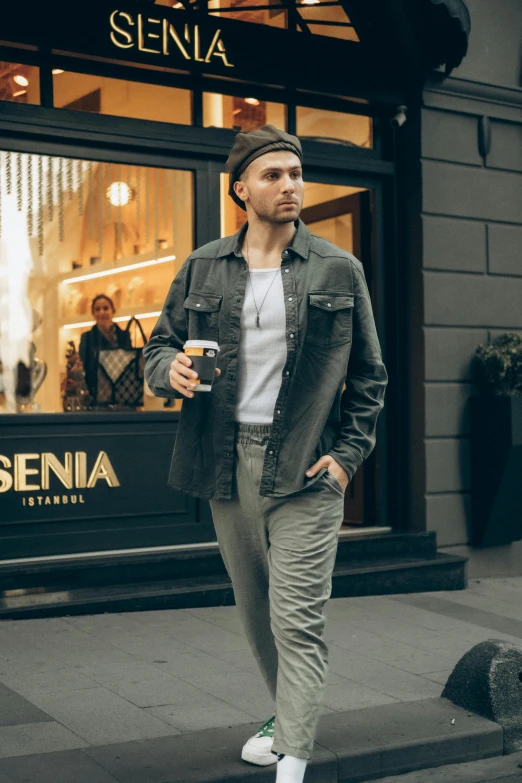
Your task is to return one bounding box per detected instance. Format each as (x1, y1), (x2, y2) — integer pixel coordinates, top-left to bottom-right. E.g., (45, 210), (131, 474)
(250, 199), (301, 225)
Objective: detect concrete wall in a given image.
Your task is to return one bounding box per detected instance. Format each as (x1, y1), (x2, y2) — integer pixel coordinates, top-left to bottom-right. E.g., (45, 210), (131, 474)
(418, 0), (522, 546)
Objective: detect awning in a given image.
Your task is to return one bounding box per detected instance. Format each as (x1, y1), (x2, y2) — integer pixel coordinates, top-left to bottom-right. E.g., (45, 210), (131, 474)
(424, 0), (471, 75)
(342, 0), (471, 84)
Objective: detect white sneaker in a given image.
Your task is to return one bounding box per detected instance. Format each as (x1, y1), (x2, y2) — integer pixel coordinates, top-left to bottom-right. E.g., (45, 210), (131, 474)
(241, 715), (278, 766)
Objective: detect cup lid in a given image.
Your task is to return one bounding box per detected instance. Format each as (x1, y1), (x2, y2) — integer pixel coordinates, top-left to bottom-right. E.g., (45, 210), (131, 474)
(184, 340), (220, 350)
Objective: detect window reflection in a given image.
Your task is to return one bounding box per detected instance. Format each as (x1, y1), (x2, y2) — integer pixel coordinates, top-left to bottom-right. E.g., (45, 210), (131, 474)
(0, 61), (40, 105)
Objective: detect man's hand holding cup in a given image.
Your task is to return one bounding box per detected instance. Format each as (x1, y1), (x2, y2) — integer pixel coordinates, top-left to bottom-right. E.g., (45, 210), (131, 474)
(169, 341), (221, 398)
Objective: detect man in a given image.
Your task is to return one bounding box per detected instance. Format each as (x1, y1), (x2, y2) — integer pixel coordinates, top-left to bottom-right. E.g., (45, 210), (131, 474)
(143, 125), (388, 783)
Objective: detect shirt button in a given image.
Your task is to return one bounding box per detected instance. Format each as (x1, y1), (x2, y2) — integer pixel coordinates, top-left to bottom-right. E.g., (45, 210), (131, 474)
(236, 297), (241, 302)
(327, 302), (332, 307)
(285, 269), (289, 273)
(285, 371), (290, 376)
(289, 333), (294, 338)
(288, 297), (293, 302)
(228, 374), (234, 379)
(196, 303), (201, 308)
(269, 450), (274, 455)
(276, 410), (281, 414)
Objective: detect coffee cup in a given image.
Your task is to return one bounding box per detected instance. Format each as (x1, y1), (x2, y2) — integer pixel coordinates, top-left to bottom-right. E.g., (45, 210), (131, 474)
(183, 340), (220, 392)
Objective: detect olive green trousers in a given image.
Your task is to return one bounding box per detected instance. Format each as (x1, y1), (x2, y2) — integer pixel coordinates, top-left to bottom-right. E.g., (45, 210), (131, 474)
(209, 423), (346, 760)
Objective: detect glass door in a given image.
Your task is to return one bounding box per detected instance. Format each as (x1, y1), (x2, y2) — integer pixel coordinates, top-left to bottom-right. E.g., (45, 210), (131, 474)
(301, 183), (376, 528)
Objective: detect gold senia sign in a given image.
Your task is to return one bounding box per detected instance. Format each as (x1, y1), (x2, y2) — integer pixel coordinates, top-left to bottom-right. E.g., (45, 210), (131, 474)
(109, 10), (234, 67)
(0, 451), (120, 507)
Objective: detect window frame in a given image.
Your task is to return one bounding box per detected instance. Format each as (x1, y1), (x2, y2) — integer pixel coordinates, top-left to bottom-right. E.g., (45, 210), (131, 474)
(0, 42), (384, 148)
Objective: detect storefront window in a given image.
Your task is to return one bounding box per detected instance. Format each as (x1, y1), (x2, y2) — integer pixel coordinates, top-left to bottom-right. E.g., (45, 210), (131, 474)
(203, 93), (286, 132)
(296, 106), (373, 147)
(53, 72), (192, 125)
(0, 61), (40, 105)
(0, 150), (193, 414)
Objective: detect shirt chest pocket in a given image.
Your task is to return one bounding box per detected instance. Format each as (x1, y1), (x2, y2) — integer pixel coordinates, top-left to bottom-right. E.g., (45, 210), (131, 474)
(306, 291), (354, 348)
(184, 292), (222, 342)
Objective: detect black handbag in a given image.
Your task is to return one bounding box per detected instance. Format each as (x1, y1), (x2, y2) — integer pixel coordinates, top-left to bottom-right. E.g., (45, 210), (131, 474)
(96, 317), (147, 407)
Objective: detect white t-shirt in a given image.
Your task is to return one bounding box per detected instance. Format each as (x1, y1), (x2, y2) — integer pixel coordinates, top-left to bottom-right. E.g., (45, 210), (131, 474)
(235, 267), (287, 424)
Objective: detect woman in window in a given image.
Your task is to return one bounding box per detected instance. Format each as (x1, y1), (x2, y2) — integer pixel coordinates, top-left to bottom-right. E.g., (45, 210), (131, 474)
(79, 294), (132, 405)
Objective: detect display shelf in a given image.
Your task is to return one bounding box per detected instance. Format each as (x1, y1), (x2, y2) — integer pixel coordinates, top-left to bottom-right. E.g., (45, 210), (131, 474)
(61, 305), (163, 330)
(56, 247), (176, 285)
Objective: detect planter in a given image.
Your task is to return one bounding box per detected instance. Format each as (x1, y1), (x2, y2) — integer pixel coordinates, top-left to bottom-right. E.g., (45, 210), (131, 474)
(470, 395), (522, 547)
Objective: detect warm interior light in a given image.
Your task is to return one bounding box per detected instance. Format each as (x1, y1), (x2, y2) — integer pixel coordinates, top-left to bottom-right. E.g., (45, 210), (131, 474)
(244, 97), (260, 106)
(173, 2), (184, 7)
(232, 108), (242, 115)
(106, 182), (133, 207)
(63, 312), (162, 330)
(12, 90), (27, 98)
(302, 0), (320, 5)
(63, 320), (96, 330)
(61, 255), (176, 285)
(52, 69), (65, 75)
(13, 74), (29, 87)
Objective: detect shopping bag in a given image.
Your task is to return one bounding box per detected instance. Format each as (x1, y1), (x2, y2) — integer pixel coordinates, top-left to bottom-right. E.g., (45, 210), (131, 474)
(97, 317), (147, 407)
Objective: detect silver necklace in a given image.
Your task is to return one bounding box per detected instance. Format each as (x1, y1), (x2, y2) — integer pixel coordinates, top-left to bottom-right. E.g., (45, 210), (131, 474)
(243, 234), (281, 328)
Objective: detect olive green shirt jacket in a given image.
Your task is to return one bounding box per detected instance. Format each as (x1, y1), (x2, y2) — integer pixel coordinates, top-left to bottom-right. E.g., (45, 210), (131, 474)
(143, 219), (388, 499)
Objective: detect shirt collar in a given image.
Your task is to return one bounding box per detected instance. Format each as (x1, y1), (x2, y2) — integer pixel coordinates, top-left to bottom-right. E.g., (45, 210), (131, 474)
(216, 218), (311, 260)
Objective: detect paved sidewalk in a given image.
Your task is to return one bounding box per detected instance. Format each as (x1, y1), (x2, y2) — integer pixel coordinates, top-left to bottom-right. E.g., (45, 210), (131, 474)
(0, 577), (521, 775)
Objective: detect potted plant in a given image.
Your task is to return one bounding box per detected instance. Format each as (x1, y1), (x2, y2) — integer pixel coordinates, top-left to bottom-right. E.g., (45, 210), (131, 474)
(470, 333), (522, 546)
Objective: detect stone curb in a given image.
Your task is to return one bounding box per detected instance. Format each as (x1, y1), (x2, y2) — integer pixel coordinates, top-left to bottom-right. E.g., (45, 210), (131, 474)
(0, 698), (503, 783)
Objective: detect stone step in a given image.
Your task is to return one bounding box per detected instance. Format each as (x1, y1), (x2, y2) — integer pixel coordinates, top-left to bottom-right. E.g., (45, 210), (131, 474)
(0, 531), (439, 594)
(0, 552), (466, 619)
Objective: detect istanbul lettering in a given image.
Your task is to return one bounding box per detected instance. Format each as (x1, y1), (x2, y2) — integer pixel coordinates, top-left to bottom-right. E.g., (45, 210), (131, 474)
(109, 10), (234, 67)
(0, 451), (120, 508)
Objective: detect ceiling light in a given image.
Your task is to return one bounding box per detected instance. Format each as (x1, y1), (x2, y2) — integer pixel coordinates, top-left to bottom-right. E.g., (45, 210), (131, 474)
(52, 69), (65, 75)
(302, 0), (321, 5)
(173, 2), (184, 7)
(63, 312), (162, 330)
(244, 97), (260, 106)
(61, 256), (176, 285)
(13, 74), (29, 87)
(62, 320), (96, 330)
(12, 90), (27, 98)
(106, 181), (133, 207)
